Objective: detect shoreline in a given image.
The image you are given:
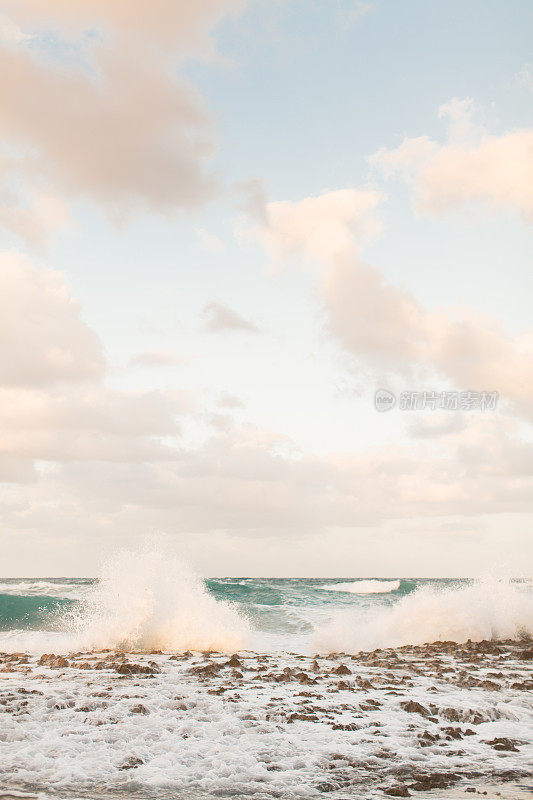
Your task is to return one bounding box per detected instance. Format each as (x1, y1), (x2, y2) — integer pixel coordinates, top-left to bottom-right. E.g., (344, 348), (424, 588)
(1, 639), (532, 799)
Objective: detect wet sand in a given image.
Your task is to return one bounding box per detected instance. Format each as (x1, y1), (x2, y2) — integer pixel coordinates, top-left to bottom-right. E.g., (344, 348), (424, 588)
(1, 639), (532, 799)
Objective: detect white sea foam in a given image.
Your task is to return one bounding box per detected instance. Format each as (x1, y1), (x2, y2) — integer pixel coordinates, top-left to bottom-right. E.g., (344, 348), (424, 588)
(314, 577), (533, 653)
(0, 580), (90, 598)
(319, 579), (401, 594)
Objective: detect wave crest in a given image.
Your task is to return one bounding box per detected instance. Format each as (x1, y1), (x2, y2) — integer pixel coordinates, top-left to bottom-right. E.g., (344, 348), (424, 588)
(65, 549), (249, 653)
(314, 578), (533, 653)
(319, 579), (401, 594)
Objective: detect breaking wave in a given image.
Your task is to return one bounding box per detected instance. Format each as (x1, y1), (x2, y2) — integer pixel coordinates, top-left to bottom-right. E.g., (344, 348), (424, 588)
(319, 579), (401, 594)
(62, 548), (250, 653)
(314, 577), (533, 653)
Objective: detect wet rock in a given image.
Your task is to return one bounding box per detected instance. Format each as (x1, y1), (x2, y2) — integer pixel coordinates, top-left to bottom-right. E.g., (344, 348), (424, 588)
(409, 772), (459, 791)
(333, 664), (352, 675)
(115, 662), (159, 676)
(418, 730), (439, 747)
(385, 787), (411, 797)
(484, 737), (520, 752)
(442, 726), (463, 740)
(332, 722), (359, 731)
(120, 756), (144, 769)
(38, 654), (69, 669)
(287, 712), (319, 723)
(190, 662), (222, 677)
(519, 647), (533, 660)
(130, 703), (149, 715)
(226, 655), (242, 668)
(400, 701), (430, 717)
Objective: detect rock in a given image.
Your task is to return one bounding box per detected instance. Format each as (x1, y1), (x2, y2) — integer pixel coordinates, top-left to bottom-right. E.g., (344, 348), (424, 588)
(190, 662), (222, 677)
(519, 648), (533, 660)
(400, 701), (430, 717)
(409, 772), (458, 791)
(333, 664), (352, 675)
(38, 654), (69, 669)
(484, 737), (520, 752)
(226, 655), (242, 668)
(130, 704), (149, 715)
(120, 756), (144, 770)
(385, 787), (411, 797)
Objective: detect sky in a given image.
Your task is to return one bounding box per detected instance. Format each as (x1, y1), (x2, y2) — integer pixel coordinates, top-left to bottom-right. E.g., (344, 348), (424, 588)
(0, 0), (532, 577)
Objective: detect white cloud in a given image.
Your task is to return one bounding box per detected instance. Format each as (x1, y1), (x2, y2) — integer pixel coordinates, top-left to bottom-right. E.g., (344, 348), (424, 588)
(1, 0), (245, 54)
(197, 228), (225, 254)
(129, 351), (185, 369)
(0, 0), (246, 239)
(249, 188), (533, 419)
(0, 190), (69, 251)
(0, 252), (194, 468)
(203, 302), (259, 333)
(253, 188), (384, 263)
(0, 46), (216, 213)
(0, 252), (104, 386)
(370, 99), (533, 220)
(0, 254), (530, 573)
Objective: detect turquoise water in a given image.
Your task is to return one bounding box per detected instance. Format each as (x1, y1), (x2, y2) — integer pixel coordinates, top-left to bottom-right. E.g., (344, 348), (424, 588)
(0, 576), (431, 633)
(0, 573), (531, 654)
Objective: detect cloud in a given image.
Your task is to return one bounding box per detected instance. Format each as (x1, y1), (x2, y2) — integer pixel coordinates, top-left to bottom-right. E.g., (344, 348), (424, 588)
(216, 392), (245, 409)
(516, 64), (533, 92)
(0, 386), (190, 463)
(0, 254), (530, 569)
(0, 190), (69, 251)
(249, 188), (533, 418)
(129, 351), (185, 369)
(0, 46), (216, 214)
(3, 419), (532, 546)
(197, 228), (225, 254)
(338, 0), (373, 28)
(2, 0), (245, 54)
(203, 302), (259, 333)
(253, 188), (384, 263)
(0, 13), (32, 45)
(370, 98), (533, 220)
(0, 252), (194, 468)
(0, 251), (104, 386)
(0, 0), (245, 237)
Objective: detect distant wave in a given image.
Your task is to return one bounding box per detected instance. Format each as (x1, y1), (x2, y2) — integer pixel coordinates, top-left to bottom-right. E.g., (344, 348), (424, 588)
(319, 579), (401, 594)
(0, 580), (90, 598)
(314, 578), (533, 652)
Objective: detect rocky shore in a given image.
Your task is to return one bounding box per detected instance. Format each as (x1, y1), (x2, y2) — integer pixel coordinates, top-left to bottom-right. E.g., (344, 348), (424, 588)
(1, 639), (532, 799)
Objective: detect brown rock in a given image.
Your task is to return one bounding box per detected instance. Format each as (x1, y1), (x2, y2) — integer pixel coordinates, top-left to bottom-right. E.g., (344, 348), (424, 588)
(400, 701), (430, 717)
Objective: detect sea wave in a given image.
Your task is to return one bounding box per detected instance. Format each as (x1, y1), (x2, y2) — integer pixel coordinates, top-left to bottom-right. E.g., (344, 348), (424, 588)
(314, 577), (533, 652)
(0, 580), (91, 598)
(0, 550), (249, 653)
(67, 548), (249, 653)
(319, 579), (401, 594)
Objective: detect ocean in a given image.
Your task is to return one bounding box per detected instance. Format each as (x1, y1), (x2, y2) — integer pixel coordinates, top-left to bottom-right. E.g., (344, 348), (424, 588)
(0, 554), (532, 799)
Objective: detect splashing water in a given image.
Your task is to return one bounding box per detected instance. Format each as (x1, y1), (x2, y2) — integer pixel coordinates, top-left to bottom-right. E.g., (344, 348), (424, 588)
(314, 577), (533, 653)
(64, 548), (250, 652)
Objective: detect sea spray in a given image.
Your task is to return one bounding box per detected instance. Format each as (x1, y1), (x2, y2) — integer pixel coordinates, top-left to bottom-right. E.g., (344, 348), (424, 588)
(314, 577), (533, 653)
(65, 548), (250, 652)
